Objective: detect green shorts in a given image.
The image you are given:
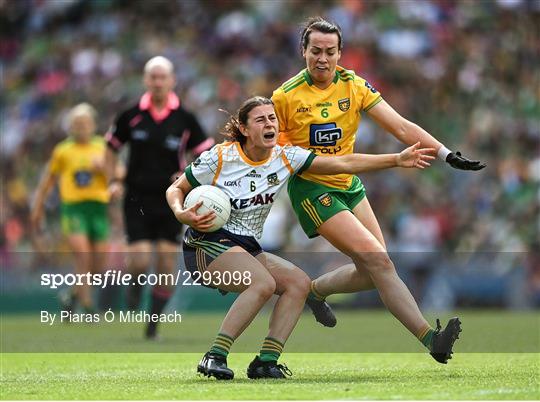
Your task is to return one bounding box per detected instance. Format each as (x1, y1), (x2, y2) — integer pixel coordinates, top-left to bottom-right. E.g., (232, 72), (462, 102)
(287, 175), (366, 238)
(61, 201), (109, 242)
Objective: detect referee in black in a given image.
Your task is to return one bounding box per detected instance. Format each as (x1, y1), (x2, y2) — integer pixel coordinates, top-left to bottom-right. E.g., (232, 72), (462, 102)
(105, 56), (214, 339)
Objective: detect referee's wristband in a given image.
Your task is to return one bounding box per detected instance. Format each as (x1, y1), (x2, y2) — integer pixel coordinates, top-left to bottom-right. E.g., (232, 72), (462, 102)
(437, 145), (452, 161)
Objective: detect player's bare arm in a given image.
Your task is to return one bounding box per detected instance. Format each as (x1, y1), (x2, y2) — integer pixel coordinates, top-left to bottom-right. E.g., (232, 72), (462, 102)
(104, 147), (118, 183)
(367, 100), (485, 171)
(104, 147), (123, 200)
(166, 175), (215, 231)
(307, 142), (436, 175)
(30, 168), (57, 233)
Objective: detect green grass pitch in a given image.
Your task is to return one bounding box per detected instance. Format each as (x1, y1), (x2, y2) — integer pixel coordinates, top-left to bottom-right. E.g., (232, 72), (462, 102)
(1, 311), (539, 399)
(2, 352), (538, 400)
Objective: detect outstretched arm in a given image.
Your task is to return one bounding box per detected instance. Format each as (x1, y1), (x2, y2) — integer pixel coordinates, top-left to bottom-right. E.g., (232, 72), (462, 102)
(368, 100), (485, 171)
(166, 175), (216, 232)
(307, 142), (435, 175)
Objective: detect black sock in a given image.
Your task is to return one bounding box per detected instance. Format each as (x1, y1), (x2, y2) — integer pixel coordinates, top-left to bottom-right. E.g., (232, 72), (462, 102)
(146, 287), (172, 338)
(127, 274), (145, 310)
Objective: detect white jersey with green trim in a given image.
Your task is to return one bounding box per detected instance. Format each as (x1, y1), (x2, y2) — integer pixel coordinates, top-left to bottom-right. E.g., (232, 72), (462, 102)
(185, 141), (314, 238)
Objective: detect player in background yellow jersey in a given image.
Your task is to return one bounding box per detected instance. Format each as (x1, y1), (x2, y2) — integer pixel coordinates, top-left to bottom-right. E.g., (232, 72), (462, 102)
(31, 103), (110, 313)
(272, 17), (485, 364)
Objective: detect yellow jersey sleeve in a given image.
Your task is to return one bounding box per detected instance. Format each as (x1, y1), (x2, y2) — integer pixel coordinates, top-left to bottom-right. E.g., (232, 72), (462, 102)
(48, 144), (64, 176)
(271, 87), (290, 145)
(355, 75), (383, 111)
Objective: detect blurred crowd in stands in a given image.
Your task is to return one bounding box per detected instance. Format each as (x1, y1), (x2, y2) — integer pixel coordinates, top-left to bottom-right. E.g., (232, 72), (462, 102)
(1, 0), (539, 307)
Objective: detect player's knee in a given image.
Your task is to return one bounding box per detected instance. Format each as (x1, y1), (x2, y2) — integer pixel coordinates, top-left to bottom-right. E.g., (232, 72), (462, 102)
(288, 273), (311, 298)
(355, 252), (394, 276)
(250, 275), (276, 299)
(371, 253), (395, 275)
(351, 269), (376, 290)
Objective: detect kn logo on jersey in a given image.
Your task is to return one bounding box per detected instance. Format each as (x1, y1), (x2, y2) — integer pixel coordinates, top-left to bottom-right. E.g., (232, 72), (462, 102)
(309, 123), (343, 147)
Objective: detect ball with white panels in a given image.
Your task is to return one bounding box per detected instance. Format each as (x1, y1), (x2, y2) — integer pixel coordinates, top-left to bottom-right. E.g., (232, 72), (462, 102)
(183, 185), (231, 232)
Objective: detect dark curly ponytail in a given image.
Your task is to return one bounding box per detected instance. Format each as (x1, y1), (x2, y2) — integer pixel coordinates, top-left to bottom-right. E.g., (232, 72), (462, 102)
(220, 96), (274, 144)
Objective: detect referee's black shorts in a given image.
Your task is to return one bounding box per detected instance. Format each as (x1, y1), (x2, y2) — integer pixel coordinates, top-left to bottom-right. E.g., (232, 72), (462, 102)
(123, 191), (181, 244)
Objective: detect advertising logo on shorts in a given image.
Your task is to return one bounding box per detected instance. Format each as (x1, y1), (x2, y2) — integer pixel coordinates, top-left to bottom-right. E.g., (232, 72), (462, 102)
(309, 123), (342, 146)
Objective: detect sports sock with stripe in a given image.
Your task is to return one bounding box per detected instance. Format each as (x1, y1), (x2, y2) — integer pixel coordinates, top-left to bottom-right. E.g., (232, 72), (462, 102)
(209, 332), (235, 358)
(308, 281), (325, 301)
(418, 326), (435, 350)
(259, 337), (284, 362)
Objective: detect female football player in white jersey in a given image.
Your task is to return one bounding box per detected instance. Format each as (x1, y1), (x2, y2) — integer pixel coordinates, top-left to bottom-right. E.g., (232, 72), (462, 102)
(271, 17), (486, 364)
(166, 96), (434, 380)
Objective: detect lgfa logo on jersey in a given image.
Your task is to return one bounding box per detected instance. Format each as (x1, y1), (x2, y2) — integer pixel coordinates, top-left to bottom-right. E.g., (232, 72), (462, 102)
(318, 193), (332, 207)
(338, 98), (350, 112)
(266, 173), (279, 186)
(224, 179), (241, 187)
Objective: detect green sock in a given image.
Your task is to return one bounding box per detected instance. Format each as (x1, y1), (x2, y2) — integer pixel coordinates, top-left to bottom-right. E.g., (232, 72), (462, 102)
(259, 337), (284, 362)
(209, 332), (234, 358)
(420, 328), (435, 350)
(308, 282), (325, 301)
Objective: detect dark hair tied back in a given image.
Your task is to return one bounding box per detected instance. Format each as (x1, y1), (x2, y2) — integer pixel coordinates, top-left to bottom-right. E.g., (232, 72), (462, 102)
(301, 16), (343, 52)
(220, 96), (274, 144)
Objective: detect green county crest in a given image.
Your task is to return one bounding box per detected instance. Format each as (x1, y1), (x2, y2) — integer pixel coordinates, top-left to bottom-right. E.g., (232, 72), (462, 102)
(267, 173), (280, 186)
(318, 193), (332, 207)
(338, 98), (350, 112)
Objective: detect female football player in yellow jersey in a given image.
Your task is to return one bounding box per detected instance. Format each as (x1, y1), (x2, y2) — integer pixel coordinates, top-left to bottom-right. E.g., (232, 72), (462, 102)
(31, 103), (110, 314)
(167, 96), (434, 380)
(272, 17), (485, 364)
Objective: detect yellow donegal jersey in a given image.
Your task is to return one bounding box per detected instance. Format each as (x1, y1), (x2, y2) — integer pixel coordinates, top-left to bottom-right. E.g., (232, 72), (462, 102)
(48, 136), (109, 203)
(272, 66), (382, 189)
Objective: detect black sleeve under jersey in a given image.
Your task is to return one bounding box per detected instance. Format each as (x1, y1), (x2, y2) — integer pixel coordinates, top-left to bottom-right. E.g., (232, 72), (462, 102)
(185, 111), (210, 153)
(106, 110), (131, 152)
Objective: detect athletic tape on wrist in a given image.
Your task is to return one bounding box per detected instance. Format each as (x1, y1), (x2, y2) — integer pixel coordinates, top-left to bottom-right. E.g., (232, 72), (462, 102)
(437, 146), (452, 161)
